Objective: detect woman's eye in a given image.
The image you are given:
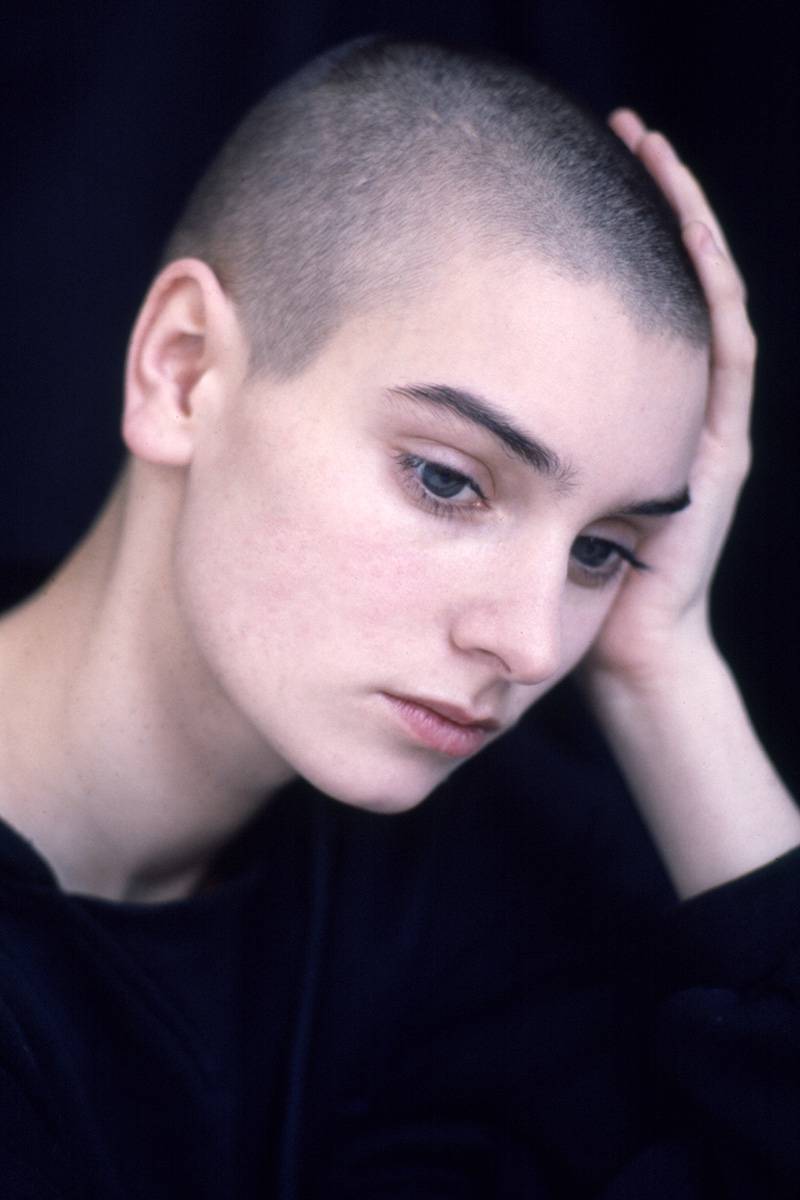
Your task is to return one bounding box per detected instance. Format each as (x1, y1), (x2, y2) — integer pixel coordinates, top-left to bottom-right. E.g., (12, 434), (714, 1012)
(418, 461), (474, 500)
(393, 454), (649, 581)
(572, 536), (616, 570)
(394, 452), (487, 517)
(570, 534), (647, 588)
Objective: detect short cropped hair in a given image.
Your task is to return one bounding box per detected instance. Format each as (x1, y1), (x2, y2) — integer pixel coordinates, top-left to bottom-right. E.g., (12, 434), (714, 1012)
(162, 37), (710, 378)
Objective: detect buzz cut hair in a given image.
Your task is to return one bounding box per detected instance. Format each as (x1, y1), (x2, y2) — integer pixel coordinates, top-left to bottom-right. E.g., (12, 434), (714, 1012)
(162, 36), (710, 379)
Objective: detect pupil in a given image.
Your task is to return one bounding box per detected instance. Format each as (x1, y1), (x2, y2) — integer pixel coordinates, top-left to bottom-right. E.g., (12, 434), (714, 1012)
(421, 463), (465, 498)
(576, 536), (612, 567)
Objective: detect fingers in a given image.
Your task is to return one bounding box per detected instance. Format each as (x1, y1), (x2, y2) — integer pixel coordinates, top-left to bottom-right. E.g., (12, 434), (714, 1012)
(682, 220), (756, 452)
(609, 107), (756, 461)
(608, 107), (646, 152)
(607, 108), (745, 299)
(639, 133), (734, 259)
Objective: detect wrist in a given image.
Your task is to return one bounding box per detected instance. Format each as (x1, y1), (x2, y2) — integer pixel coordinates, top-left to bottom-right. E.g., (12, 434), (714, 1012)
(581, 634), (800, 900)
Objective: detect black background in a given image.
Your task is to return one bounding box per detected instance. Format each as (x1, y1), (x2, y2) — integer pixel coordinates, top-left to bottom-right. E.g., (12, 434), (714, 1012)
(2, 2), (798, 789)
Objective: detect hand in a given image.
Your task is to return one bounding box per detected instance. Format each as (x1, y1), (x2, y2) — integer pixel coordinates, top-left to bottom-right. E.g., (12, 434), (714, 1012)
(583, 109), (757, 694)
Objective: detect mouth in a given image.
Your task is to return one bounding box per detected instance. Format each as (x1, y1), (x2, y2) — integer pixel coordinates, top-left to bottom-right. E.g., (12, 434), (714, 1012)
(381, 693), (500, 759)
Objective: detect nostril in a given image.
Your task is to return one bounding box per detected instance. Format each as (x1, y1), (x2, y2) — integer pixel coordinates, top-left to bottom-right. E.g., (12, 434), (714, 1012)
(449, 566), (566, 686)
(451, 613), (562, 688)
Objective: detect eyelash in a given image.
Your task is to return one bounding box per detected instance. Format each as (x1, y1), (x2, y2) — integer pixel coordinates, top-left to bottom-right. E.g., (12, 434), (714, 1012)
(393, 451), (488, 518)
(393, 451), (649, 586)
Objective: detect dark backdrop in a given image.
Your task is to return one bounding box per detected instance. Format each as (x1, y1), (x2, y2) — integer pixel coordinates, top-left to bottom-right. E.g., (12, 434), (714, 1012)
(3, 1), (798, 790)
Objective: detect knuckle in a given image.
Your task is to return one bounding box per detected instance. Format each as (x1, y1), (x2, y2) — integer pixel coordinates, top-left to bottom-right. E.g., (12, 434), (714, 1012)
(718, 341), (756, 380)
(714, 313), (757, 371)
(727, 324), (757, 367)
(719, 267), (747, 305)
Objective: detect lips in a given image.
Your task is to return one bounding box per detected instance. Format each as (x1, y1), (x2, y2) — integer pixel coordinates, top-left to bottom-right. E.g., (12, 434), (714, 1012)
(398, 696), (501, 731)
(382, 693), (500, 758)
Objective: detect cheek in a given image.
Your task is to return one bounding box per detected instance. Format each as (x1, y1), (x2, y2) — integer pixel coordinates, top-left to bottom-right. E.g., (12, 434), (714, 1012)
(172, 442), (440, 685)
(560, 583), (620, 669)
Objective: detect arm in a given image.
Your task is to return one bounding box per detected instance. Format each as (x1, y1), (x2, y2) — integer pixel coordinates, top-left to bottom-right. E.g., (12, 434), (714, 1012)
(581, 112), (800, 900)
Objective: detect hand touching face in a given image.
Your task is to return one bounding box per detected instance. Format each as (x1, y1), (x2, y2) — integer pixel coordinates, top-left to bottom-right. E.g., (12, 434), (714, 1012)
(583, 111), (756, 694)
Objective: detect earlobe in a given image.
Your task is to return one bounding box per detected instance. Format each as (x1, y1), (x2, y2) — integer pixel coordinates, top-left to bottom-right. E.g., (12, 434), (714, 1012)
(122, 258), (240, 467)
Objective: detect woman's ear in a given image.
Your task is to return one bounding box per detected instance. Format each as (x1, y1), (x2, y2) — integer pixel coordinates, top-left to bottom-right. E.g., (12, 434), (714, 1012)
(122, 258), (247, 467)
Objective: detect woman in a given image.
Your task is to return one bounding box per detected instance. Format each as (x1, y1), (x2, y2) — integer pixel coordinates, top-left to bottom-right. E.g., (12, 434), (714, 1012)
(0, 38), (797, 1199)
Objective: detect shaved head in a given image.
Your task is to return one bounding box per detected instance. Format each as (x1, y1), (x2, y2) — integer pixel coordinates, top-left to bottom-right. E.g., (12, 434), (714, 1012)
(162, 37), (709, 378)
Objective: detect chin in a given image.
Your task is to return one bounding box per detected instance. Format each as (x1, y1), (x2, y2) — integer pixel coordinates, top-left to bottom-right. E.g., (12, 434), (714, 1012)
(293, 746), (461, 816)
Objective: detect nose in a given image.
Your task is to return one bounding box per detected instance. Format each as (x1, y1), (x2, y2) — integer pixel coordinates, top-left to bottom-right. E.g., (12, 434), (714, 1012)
(449, 548), (564, 687)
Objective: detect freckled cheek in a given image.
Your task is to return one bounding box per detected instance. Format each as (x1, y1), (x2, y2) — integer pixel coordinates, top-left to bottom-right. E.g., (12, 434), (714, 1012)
(303, 528), (438, 657)
(277, 472), (443, 618)
(226, 492), (440, 658)
(181, 429), (460, 675)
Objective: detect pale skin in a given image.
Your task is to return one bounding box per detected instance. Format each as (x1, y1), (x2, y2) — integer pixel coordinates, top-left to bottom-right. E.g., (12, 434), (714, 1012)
(584, 110), (800, 896)
(0, 112), (796, 904)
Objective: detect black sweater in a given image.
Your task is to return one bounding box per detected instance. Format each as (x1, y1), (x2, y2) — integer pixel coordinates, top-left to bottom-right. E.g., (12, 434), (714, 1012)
(1, 704), (798, 1199)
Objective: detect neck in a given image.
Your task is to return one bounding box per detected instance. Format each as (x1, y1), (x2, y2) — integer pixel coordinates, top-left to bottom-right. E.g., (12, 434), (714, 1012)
(0, 464), (294, 903)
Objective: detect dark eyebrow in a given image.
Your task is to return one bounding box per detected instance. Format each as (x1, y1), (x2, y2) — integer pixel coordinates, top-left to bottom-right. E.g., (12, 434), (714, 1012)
(386, 381), (691, 517)
(618, 489), (692, 517)
(386, 382), (575, 484)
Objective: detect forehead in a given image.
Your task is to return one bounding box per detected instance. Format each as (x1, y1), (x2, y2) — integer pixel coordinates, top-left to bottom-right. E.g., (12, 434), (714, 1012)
(294, 248), (709, 504)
